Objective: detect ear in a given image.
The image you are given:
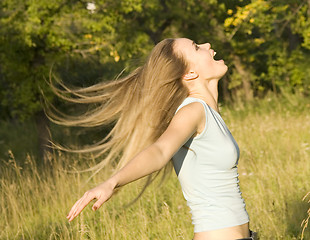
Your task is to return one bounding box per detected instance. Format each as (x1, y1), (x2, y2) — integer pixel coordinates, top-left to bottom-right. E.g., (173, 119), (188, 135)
(183, 70), (199, 81)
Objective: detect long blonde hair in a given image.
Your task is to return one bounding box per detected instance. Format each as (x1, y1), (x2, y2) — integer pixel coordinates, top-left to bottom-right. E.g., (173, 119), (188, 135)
(48, 38), (189, 201)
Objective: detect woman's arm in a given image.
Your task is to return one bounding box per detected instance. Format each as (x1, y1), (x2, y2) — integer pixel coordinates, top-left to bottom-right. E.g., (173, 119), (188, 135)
(66, 102), (205, 222)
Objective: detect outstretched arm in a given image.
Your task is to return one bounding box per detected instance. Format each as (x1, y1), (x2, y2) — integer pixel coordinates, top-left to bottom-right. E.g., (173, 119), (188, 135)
(66, 102), (205, 222)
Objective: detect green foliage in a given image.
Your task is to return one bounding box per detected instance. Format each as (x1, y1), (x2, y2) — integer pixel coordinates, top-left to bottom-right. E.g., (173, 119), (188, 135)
(1, 0), (310, 121)
(0, 0), (147, 121)
(223, 0), (310, 96)
(0, 119), (39, 161)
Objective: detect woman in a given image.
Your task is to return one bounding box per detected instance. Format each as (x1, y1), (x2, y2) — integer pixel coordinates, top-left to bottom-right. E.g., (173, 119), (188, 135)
(64, 38), (257, 239)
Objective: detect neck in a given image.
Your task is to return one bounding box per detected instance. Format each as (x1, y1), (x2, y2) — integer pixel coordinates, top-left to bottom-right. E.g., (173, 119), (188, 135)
(187, 79), (219, 112)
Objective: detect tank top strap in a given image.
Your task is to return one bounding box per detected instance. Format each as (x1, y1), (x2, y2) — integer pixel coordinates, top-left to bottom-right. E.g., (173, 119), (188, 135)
(175, 97), (210, 139)
(175, 97), (209, 113)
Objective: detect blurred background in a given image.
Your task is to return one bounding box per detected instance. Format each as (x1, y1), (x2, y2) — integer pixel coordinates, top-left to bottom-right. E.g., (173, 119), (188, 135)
(0, 0), (309, 239)
(1, 0), (310, 161)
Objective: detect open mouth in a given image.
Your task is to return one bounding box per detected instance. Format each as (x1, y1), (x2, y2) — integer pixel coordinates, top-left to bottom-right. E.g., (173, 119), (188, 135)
(211, 49), (217, 59)
(212, 50), (223, 61)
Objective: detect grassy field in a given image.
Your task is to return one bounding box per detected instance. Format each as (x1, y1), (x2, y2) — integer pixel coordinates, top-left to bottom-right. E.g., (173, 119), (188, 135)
(0, 94), (309, 240)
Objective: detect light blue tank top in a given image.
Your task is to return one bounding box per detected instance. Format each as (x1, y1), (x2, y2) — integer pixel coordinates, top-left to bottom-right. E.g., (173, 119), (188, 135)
(172, 97), (249, 233)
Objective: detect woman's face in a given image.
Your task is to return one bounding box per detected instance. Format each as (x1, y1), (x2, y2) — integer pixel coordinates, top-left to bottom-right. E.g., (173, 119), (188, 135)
(174, 38), (228, 81)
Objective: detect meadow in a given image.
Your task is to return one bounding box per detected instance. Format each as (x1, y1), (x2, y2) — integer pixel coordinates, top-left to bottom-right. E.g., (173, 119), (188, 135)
(0, 94), (309, 240)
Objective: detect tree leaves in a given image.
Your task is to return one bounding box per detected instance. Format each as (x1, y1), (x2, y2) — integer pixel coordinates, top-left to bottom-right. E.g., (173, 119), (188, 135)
(0, 0), (309, 121)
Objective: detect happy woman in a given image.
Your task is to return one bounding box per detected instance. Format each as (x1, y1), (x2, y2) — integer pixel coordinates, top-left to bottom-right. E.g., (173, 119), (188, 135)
(59, 38), (258, 240)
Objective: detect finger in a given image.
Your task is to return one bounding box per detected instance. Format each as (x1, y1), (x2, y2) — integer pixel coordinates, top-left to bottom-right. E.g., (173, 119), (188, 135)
(68, 197), (92, 222)
(92, 196), (106, 211)
(68, 197), (86, 222)
(67, 192), (89, 220)
(68, 193), (96, 221)
(67, 197), (83, 216)
(67, 197), (84, 219)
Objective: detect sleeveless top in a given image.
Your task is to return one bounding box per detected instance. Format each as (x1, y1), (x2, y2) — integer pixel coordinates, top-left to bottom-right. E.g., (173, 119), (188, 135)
(172, 97), (249, 233)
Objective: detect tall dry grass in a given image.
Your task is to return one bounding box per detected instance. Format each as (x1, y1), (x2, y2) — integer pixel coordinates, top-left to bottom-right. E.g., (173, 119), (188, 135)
(301, 192), (310, 239)
(0, 95), (309, 239)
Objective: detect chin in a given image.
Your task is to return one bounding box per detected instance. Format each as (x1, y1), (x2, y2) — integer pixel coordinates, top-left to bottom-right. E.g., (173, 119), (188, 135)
(218, 65), (228, 79)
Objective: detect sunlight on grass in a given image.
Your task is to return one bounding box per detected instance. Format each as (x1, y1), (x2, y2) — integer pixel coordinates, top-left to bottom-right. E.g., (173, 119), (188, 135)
(0, 96), (309, 239)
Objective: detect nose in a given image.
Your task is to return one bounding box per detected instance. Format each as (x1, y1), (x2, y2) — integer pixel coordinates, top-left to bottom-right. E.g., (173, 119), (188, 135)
(201, 43), (211, 49)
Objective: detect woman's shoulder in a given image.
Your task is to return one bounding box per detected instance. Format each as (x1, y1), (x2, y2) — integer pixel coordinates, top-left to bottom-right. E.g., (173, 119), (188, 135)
(174, 98), (207, 136)
(176, 97), (208, 114)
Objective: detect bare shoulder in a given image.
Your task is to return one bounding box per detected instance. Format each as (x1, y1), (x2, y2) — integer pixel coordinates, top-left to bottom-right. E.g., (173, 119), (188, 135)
(175, 101), (206, 135)
(176, 101), (205, 119)
(170, 101), (206, 133)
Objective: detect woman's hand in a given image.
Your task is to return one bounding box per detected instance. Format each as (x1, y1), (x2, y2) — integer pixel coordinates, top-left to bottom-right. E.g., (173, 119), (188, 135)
(66, 180), (116, 222)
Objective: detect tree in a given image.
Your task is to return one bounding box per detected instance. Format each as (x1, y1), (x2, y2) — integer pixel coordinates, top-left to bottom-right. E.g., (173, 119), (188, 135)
(223, 0), (310, 98)
(0, 0), (122, 159)
(1, 0), (310, 159)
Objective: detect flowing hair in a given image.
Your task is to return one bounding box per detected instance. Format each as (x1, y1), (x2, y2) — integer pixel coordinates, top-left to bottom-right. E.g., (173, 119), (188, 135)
(47, 38), (189, 202)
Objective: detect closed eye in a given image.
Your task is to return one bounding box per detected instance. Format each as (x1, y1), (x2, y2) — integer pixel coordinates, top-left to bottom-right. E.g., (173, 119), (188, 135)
(192, 41), (200, 51)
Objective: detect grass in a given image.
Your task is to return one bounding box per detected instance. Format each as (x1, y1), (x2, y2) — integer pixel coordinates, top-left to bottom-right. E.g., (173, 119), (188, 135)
(0, 94), (309, 240)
